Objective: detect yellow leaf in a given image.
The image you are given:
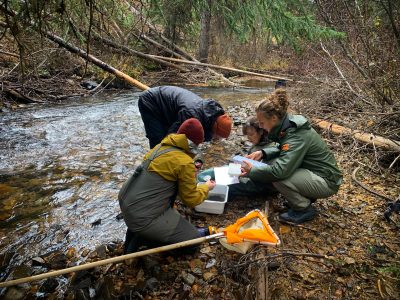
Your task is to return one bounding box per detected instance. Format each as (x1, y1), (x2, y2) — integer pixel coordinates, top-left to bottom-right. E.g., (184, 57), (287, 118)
(279, 225), (291, 234)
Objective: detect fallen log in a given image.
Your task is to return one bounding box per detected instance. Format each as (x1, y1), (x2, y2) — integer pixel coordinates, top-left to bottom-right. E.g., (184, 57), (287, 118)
(1, 85), (45, 103)
(92, 32), (187, 72)
(43, 31), (149, 91)
(148, 55), (293, 81)
(313, 118), (400, 153)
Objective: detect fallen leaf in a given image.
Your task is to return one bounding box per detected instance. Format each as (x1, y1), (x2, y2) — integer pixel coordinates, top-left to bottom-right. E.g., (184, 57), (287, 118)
(279, 225), (291, 234)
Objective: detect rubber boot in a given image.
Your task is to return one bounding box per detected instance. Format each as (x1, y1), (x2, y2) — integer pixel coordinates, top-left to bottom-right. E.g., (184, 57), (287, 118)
(279, 205), (317, 224)
(123, 229), (141, 254)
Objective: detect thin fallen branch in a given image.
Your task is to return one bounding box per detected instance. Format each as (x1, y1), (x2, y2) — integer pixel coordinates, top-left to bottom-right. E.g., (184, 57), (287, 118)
(313, 118), (400, 153)
(0, 49), (18, 57)
(351, 167), (394, 202)
(279, 220), (319, 233)
(226, 251), (328, 270)
(1, 85), (45, 103)
(138, 33), (187, 60)
(320, 42), (374, 106)
(389, 154), (400, 170)
(148, 55), (294, 81)
(92, 33), (187, 72)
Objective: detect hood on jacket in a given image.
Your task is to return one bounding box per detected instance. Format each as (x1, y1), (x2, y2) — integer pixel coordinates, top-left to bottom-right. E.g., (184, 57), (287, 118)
(200, 99), (225, 141)
(160, 134), (195, 157)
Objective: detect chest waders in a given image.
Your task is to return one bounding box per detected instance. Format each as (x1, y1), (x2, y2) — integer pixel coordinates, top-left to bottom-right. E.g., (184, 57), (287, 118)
(118, 145), (183, 232)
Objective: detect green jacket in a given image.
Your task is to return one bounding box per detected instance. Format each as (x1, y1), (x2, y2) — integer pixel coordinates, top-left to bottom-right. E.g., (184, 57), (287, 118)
(248, 114), (343, 190)
(249, 141), (278, 164)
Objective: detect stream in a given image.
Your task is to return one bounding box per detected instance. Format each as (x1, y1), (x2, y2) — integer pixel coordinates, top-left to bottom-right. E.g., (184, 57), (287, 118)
(0, 85), (273, 266)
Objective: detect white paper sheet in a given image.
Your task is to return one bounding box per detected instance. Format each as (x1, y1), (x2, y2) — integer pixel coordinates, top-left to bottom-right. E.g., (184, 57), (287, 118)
(214, 166), (240, 186)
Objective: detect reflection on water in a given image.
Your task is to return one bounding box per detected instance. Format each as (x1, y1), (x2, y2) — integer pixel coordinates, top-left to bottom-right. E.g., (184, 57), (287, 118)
(0, 86), (271, 262)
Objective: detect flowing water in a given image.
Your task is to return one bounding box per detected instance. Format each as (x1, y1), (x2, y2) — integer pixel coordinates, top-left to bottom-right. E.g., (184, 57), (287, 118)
(0, 84), (273, 263)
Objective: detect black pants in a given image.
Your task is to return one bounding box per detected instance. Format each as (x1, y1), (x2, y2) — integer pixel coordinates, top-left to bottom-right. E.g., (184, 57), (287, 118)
(138, 98), (168, 148)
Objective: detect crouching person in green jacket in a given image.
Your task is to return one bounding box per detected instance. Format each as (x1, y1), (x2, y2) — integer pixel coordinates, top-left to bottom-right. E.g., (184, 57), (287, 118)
(118, 118), (216, 254)
(241, 89), (343, 224)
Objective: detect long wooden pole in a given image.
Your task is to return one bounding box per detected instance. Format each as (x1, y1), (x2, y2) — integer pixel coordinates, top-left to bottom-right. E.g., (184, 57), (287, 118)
(148, 55), (293, 82)
(0, 233), (224, 288)
(44, 31), (150, 91)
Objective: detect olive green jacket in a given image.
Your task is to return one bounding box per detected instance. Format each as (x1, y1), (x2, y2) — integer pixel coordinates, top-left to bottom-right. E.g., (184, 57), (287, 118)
(248, 114), (343, 190)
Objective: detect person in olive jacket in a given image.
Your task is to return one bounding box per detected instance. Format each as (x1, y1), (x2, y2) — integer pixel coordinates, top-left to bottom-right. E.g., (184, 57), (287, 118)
(138, 86), (232, 148)
(119, 119), (216, 254)
(241, 89), (343, 224)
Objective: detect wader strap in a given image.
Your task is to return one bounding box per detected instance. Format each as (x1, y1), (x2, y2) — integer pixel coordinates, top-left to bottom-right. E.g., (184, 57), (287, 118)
(142, 145), (184, 169)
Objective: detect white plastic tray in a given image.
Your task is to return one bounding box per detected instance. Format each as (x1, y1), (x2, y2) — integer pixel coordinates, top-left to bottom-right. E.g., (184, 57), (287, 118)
(195, 184), (229, 214)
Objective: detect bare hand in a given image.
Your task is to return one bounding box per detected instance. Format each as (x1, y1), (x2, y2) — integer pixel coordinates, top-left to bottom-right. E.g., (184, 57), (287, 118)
(240, 161), (253, 177)
(206, 179), (216, 190)
(246, 150), (263, 161)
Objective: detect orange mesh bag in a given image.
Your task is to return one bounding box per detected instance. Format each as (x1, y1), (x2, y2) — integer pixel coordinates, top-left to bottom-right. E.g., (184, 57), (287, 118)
(218, 209), (280, 253)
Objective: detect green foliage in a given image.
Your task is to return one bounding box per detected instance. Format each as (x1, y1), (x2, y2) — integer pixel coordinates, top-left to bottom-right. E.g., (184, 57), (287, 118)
(215, 0), (345, 50)
(142, 0), (345, 51)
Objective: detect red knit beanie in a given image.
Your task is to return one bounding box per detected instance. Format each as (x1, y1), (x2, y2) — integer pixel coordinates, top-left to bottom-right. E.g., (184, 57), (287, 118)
(213, 114), (232, 138)
(177, 118), (205, 145)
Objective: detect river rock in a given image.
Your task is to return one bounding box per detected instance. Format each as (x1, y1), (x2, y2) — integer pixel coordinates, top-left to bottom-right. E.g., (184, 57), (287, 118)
(65, 247), (76, 259)
(81, 249), (90, 257)
(9, 264), (32, 279)
(70, 270), (91, 288)
(32, 256), (46, 266)
(39, 278), (59, 293)
(145, 277), (159, 291)
(106, 242), (118, 253)
(0, 251), (15, 273)
(95, 245), (107, 259)
(2, 286), (26, 300)
(95, 276), (115, 300)
(80, 80), (98, 90)
(45, 252), (68, 269)
(75, 288), (91, 300)
(181, 271), (196, 286)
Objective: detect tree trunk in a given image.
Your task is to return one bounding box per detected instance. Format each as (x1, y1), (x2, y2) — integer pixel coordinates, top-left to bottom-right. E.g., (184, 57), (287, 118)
(198, 0), (212, 63)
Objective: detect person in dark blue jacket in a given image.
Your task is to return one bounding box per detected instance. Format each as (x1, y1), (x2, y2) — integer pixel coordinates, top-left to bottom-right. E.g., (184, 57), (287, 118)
(138, 86), (232, 148)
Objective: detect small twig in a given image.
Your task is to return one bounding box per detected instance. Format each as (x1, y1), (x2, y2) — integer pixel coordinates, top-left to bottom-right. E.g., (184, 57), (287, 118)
(320, 42), (374, 106)
(279, 220), (319, 233)
(351, 167), (394, 202)
(389, 154), (400, 169)
(0, 49), (18, 57)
